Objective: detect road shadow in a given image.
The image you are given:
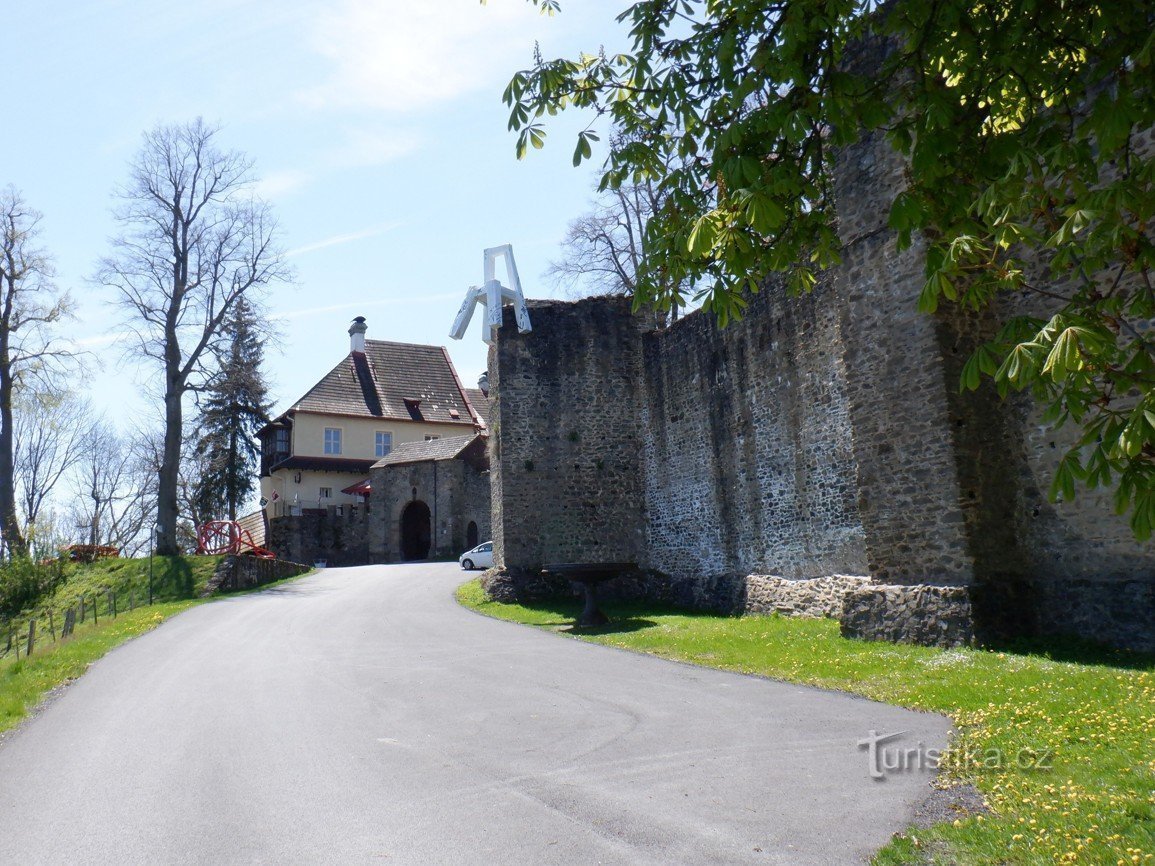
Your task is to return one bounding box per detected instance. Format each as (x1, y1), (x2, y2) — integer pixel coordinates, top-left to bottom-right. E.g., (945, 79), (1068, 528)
(559, 618), (660, 635)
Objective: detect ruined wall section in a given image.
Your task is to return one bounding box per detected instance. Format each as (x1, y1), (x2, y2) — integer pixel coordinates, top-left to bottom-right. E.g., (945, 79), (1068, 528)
(640, 278), (868, 586)
(832, 88), (1154, 650)
(833, 129), (979, 587)
(490, 298), (648, 571)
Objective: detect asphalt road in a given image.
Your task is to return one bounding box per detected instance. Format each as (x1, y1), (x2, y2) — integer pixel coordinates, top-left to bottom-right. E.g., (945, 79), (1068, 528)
(0, 563), (950, 865)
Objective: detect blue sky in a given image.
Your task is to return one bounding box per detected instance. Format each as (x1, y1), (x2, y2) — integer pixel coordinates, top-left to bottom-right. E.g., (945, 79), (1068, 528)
(4, 0), (622, 422)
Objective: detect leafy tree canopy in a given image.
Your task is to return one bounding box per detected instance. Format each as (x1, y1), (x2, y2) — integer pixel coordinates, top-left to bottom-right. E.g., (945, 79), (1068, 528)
(500, 0), (1155, 535)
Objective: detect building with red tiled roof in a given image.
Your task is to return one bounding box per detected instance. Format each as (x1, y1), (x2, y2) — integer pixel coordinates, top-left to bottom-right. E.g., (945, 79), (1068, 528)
(257, 317), (486, 528)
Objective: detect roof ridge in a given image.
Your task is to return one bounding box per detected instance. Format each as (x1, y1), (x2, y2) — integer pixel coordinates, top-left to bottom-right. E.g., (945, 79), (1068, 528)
(363, 338), (446, 350)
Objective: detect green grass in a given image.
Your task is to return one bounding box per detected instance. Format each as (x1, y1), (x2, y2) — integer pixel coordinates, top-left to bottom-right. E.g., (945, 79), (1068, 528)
(0, 554), (222, 639)
(52, 554), (224, 605)
(0, 600), (199, 735)
(457, 580), (1155, 865)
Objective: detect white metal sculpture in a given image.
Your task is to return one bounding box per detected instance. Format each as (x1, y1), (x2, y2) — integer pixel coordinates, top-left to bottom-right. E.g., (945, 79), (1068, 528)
(449, 244), (532, 344)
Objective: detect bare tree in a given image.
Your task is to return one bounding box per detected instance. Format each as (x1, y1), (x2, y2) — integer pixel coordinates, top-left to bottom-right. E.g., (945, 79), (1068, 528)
(0, 186), (74, 557)
(14, 392), (93, 534)
(67, 421), (156, 556)
(547, 178), (688, 323)
(98, 119), (290, 555)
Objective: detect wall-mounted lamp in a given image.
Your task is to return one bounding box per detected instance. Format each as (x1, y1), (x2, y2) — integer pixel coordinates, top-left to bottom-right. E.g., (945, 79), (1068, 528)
(293, 472), (302, 483)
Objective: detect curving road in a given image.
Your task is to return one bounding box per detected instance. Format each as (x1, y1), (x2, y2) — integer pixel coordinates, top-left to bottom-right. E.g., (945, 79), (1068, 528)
(0, 563), (949, 865)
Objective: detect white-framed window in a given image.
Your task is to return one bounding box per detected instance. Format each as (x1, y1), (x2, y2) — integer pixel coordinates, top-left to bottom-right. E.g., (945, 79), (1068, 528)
(319, 487), (332, 499)
(424, 434), (440, 441)
(324, 427), (342, 455)
(375, 431), (393, 457)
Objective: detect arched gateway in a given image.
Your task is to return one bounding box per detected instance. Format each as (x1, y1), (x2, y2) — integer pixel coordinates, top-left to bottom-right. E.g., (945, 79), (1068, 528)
(400, 501), (431, 560)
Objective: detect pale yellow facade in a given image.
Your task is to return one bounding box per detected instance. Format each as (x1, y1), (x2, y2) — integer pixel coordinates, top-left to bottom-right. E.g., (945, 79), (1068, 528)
(261, 411), (475, 517)
(289, 412), (463, 460)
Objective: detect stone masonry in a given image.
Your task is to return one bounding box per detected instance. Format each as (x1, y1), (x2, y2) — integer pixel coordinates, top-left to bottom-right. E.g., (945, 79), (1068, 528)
(268, 506), (372, 567)
(486, 93), (1155, 652)
(368, 439), (491, 562)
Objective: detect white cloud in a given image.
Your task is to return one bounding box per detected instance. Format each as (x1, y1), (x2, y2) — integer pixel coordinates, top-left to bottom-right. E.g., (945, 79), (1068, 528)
(327, 127), (420, 169)
(300, 0), (543, 113)
(75, 331), (131, 349)
(255, 169), (313, 199)
(285, 221), (405, 258)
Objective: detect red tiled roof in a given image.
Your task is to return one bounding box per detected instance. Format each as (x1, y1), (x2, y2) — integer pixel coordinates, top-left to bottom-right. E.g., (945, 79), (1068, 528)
(288, 340), (479, 427)
(464, 388), (490, 427)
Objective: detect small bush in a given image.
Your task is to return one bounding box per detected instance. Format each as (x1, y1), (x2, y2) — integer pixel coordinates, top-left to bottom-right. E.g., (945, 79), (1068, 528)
(0, 558), (63, 620)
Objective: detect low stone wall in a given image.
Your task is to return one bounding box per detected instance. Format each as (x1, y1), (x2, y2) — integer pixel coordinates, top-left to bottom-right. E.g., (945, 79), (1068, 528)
(743, 574), (871, 618)
(202, 556), (312, 595)
(480, 568), (871, 621)
(268, 507), (371, 566)
(480, 567), (669, 606)
(840, 584), (975, 648)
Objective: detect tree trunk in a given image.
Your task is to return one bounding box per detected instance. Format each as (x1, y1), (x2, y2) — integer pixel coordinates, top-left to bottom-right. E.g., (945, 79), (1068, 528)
(156, 376), (183, 556)
(0, 335), (27, 558)
(89, 493), (101, 547)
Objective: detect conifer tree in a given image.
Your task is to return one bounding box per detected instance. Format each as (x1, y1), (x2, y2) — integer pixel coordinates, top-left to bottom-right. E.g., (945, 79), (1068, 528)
(192, 299), (271, 523)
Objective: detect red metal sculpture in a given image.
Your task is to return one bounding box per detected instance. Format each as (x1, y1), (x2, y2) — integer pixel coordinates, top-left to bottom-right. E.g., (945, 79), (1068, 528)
(196, 521), (275, 559)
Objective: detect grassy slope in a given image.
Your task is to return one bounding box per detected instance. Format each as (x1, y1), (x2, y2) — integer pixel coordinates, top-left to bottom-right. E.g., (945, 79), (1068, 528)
(49, 554), (224, 608)
(457, 581), (1155, 866)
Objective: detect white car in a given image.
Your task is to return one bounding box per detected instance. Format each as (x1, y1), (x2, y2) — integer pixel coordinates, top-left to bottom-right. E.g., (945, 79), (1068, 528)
(459, 542), (494, 570)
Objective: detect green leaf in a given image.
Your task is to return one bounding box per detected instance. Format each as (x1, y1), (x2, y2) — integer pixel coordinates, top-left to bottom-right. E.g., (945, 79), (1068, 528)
(744, 192), (786, 235)
(687, 213), (718, 258)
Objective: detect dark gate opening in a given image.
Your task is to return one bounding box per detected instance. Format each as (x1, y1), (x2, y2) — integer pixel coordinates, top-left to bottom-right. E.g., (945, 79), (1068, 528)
(400, 501), (432, 561)
(466, 520), (479, 549)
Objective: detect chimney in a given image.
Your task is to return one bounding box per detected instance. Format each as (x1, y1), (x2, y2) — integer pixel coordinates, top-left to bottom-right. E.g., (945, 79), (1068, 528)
(349, 316), (367, 353)
(478, 371), (489, 397)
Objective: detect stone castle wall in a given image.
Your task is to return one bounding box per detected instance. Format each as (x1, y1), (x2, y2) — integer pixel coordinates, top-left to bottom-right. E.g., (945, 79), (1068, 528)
(640, 277), (868, 594)
(489, 298), (648, 571)
(487, 125), (1155, 653)
(268, 506), (372, 566)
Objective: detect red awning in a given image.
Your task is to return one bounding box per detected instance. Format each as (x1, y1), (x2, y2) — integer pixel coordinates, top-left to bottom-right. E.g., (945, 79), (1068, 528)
(341, 478), (372, 496)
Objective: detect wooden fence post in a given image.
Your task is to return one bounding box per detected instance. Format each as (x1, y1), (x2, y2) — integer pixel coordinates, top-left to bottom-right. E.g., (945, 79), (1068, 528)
(110, 590), (117, 618)
(26, 619), (35, 657)
(48, 610), (57, 642)
(92, 595), (98, 625)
